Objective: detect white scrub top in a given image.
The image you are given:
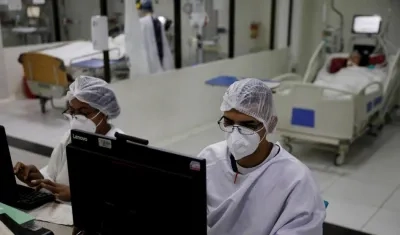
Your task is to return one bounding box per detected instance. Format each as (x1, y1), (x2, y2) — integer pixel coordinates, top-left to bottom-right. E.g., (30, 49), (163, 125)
(140, 15), (174, 74)
(198, 141), (326, 235)
(40, 126), (123, 186)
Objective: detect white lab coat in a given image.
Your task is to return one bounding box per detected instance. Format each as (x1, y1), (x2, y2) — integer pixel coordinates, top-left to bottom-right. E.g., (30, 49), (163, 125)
(140, 15), (174, 74)
(198, 141), (326, 235)
(40, 126), (123, 186)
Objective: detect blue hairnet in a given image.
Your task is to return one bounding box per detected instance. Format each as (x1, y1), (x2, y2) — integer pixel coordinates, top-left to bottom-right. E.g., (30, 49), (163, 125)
(67, 76), (121, 119)
(136, 0), (153, 12)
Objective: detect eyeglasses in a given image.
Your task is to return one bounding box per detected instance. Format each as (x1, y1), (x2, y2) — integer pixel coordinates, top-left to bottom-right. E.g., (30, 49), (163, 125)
(62, 106), (98, 119)
(217, 116), (264, 135)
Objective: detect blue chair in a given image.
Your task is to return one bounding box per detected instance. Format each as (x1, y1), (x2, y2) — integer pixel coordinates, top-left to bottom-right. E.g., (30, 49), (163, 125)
(324, 200), (329, 208)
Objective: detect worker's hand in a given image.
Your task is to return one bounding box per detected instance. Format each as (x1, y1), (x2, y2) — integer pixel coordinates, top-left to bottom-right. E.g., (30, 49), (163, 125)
(14, 162), (43, 187)
(34, 179), (71, 202)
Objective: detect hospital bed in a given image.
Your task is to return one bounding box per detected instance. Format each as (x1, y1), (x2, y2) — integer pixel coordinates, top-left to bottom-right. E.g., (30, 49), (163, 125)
(274, 42), (400, 166)
(22, 34), (127, 79)
(18, 35), (127, 113)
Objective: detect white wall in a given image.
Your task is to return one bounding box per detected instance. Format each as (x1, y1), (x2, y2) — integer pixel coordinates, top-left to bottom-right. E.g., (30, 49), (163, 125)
(110, 48), (290, 143)
(292, 0), (324, 74)
(387, 0), (400, 49)
(275, 0), (290, 49)
(0, 26), (8, 100)
(59, 0), (101, 40)
(233, 0), (272, 56)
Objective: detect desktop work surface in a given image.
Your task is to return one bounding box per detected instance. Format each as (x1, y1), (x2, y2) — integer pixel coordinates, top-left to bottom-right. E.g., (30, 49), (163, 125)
(0, 214), (71, 235)
(36, 221), (72, 235)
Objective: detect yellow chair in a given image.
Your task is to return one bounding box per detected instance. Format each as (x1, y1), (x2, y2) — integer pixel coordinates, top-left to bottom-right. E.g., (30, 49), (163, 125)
(19, 52), (70, 113)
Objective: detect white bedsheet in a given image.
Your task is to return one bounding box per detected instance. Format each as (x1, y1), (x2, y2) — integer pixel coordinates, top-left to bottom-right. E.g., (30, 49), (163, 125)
(39, 36), (126, 66)
(314, 66), (388, 99)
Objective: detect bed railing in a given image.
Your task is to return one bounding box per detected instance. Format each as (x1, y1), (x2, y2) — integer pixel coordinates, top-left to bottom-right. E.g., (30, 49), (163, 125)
(277, 82), (356, 96)
(303, 42), (326, 84)
(358, 81), (384, 96)
(380, 49), (400, 119)
(271, 73), (303, 82)
(69, 47), (122, 66)
(277, 80), (383, 98)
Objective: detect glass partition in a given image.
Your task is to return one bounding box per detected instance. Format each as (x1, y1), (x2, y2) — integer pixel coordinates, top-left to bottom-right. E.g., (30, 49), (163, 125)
(0, 0), (59, 47)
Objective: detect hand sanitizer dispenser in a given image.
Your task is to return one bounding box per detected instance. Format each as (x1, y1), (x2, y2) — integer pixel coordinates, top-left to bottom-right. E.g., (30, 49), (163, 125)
(91, 15), (109, 51)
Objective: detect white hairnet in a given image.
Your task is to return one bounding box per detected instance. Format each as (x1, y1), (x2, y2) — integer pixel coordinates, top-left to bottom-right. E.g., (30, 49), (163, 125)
(67, 76), (121, 119)
(220, 78), (277, 133)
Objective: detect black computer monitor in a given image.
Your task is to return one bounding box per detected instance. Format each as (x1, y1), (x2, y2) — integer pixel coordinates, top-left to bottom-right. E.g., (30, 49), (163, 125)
(0, 125), (19, 204)
(66, 130), (207, 235)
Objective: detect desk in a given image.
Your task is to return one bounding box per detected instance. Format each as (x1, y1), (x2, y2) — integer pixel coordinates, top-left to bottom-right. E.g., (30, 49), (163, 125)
(36, 221), (72, 235)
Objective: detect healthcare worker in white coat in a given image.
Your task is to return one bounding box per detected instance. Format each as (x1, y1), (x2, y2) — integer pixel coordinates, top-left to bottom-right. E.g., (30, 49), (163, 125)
(137, 0), (174, 74)
(14, 76), (123, 202)
(198, 78), (326, 235)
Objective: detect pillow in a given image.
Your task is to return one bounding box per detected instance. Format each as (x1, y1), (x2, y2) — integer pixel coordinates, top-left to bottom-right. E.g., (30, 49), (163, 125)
(329, 58), (347, 74)
(369, 54), (386, 65)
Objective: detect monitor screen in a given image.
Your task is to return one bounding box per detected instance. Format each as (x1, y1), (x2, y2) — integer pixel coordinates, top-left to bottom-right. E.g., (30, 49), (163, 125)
(352, 15), (382, 34)
(27, 6), (40, 18)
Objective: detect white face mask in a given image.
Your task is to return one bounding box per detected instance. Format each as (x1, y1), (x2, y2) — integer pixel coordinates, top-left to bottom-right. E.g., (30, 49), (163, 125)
(226, 126), (266, 161)
(65, 112), (103, 133)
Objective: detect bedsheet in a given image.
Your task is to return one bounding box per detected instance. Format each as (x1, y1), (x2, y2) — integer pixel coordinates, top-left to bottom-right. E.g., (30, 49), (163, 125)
(39, 36), (126, 66)
(314, 66), (388, 99)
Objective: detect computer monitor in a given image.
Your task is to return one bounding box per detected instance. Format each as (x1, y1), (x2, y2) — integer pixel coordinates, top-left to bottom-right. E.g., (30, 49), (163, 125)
(66, 130), (207, 235)
(0, 126), (18, 204)
(352, 15), (382, 35)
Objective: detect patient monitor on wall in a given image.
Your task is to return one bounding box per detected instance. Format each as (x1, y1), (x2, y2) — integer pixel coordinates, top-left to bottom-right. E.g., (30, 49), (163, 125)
(352, 15), (382, 35)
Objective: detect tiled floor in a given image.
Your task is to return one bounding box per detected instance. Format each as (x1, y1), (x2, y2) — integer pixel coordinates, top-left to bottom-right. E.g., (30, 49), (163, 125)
(2, 100), (400, 234)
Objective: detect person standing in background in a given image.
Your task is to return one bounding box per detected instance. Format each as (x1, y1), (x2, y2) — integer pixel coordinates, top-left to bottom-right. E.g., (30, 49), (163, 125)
(136, 0), (174, 73)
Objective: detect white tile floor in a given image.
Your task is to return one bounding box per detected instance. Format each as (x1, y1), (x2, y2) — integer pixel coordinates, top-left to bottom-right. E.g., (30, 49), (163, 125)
(2, 99), (400, 234)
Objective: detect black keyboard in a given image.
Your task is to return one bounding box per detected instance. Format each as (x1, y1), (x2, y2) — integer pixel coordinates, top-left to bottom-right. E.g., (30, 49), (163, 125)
(14, 185), (55, 211)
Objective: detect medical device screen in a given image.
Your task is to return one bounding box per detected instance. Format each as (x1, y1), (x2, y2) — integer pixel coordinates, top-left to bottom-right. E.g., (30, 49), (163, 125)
(27, 6), (41, 18)
(352, 15), (382, 34)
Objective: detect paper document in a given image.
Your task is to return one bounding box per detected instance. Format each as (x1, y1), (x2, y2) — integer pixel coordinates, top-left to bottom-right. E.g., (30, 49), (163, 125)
(0, 221), (14, 235)
(29, 202), (73, 226)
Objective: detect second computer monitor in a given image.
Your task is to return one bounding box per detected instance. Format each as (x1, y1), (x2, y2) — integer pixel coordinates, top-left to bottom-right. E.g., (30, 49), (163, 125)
(66, 130), (207, 235)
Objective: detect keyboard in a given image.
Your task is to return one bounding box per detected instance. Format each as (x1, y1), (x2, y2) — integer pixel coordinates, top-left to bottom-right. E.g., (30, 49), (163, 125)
(15, 185), (55, 211)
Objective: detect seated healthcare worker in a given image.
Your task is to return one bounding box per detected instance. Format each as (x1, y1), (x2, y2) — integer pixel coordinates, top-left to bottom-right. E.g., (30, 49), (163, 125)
(14, 76), (122, 202)
(198, 78), (326, 235)
(137, 0), (174, 74)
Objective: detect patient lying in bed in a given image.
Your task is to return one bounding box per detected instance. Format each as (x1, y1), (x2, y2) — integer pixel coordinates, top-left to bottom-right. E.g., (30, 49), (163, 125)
(314, 63), (387, 98)
(347, 51), (361, 67)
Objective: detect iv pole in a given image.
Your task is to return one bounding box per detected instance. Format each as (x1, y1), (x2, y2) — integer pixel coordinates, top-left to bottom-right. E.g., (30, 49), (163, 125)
(100, 0), (111, 83)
